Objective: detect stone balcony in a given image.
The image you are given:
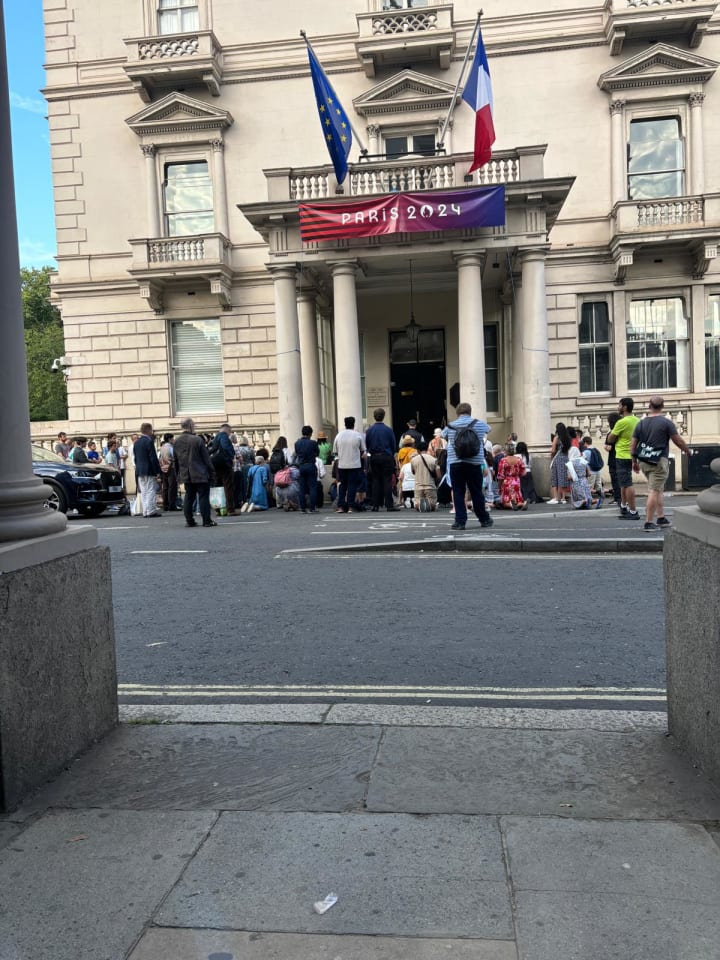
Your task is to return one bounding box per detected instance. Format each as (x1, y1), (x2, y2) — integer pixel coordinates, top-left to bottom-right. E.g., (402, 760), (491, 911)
(610, 194), (720, 281)
(124, 30), (223, 102)
(128, 233), (232, 313)
(265, 147), (551, 203)
(355, 3), (455, 77)
(604, 0), (718, 55)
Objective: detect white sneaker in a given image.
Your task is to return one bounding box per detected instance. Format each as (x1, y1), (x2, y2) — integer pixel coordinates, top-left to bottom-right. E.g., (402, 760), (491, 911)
(247, 502), (255, 512)
(240, 502), (250, 513)
(547, 498), (559, 504)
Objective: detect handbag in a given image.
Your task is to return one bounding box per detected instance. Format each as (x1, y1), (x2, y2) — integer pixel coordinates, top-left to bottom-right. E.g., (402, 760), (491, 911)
(209, 486), (226, 510)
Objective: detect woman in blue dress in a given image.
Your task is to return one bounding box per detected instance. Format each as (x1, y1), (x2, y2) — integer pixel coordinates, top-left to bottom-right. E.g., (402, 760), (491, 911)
(244, 455), (271, 512)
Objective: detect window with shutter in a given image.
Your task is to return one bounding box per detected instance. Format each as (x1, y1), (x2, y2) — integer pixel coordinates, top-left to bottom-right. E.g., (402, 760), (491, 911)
(170, 319), (224, 413)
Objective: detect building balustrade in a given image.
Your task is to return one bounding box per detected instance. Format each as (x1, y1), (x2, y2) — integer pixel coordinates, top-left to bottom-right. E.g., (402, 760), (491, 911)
(355, 3), (454, 76)
(285, 149), (525, 202)
(560, 409), (689, 441)
(124, 30), (224, 101)
(604, 0), (716, 53)
(128, 233), (232, 313)
(612, 193), (720, 234)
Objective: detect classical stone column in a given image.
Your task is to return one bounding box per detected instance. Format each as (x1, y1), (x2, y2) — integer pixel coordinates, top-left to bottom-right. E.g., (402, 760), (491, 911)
(689, 93), (705, 196)
(210, 138), (229, 237)
(141, 144), (160, 237)
(367, 124), (380, 155)
(0, 36), (66, 543)
(516, 248), (551, 446)
(454, 251), (487, 417)
(330, 261), (363, 428)
(297, 289), (324, 432)
(609, 100), (626, 207)
(269, 265), (303, 443)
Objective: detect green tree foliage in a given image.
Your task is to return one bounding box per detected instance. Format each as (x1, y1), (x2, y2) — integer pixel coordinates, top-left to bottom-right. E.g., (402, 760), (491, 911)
(21, 267), (68, 422)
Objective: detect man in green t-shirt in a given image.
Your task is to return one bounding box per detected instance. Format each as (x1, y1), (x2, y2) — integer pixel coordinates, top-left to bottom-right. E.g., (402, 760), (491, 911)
(607, 396), (640, 519)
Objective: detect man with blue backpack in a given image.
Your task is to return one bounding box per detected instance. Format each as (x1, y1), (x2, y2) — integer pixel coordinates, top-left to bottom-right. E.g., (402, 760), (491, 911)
(441, 402), (493, 531)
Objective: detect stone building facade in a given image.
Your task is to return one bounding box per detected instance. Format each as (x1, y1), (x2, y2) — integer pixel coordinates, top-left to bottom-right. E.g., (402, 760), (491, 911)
(42, 0), (720, 479)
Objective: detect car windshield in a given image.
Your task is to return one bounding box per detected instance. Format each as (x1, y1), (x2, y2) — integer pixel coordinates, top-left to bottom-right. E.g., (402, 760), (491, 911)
(32, 444), (68, 464)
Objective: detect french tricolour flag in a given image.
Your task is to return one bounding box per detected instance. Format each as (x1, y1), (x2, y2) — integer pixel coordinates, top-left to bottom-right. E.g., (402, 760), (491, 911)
(461, 25), (495, 173)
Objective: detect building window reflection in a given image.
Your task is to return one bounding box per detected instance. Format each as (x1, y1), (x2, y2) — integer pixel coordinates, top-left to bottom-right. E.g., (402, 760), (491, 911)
(706, 295), (720, 388)
(627, 297), (689, 391)
(627, 117), (685, 200)
(579, 301), (612, 394)
(163, 160), (214, 236)
(158, 0), (199, 34)
(382, 0), (428, 10)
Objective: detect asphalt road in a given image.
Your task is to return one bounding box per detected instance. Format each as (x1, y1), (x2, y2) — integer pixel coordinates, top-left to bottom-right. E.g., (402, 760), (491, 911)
(81, 499), (680, 711)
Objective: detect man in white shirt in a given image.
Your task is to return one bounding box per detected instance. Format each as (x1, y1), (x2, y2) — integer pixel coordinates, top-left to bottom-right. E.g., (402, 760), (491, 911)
(332, 416), (367, 513)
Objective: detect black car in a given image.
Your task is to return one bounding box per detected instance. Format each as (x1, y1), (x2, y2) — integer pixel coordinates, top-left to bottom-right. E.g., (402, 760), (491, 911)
(32, 445), (127, 517)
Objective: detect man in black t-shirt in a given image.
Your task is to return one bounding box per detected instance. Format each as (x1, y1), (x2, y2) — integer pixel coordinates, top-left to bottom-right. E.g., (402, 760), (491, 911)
(631, 396), (692, 531)
(294, 425), (320, 513)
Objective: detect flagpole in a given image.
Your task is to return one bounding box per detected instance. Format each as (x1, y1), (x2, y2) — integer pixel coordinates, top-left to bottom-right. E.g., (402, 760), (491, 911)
(436, 9), (483, 155)
(300, 31), (369, 159)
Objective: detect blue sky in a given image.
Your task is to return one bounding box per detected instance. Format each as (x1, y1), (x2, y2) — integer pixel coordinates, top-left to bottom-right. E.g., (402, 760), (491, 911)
(4, 0), (56, 268)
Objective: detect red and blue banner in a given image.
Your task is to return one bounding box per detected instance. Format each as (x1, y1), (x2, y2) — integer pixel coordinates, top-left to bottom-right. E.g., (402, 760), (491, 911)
(298, 185), (505, 242)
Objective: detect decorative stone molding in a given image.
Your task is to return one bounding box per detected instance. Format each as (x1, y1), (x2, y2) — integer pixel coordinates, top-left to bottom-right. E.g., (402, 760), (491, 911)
(355, 4), (455, 77)
(210, 276), (232, 310)
(210, 138), (224, 152)
(604, 0), (718, 56)
(126, 91), (233, 144)
(124, 30), (223, 102)
(609, 98), (626, 114)
(140, 143), (156, 158)
(139, 281), (164, 314)
(691, 239), (718, 279)
(688, 91), (706, 106)
(353, 69), (458, 119)
(598, 42), (719, 91)
(613, 248), (634, 284)
(697, 458), (720, 515)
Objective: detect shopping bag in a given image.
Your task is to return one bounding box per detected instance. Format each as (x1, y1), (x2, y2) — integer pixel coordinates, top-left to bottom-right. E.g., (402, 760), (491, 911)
(209, 486), (226, 511)
(132, 494), (143, 516)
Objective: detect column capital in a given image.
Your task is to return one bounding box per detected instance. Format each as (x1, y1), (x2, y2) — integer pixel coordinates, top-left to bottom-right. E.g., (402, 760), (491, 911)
(609, 99), (626, 116)
(140, 143), (156, 157)
(266, 263), (298, 281)
(366, 123), (380, 137)
(328, 259), (359, 278)
(210, 137), (225, 152)
(452, 250), (485, 269)
(517, 246), (549, 264)
(688, 92), (705, 108)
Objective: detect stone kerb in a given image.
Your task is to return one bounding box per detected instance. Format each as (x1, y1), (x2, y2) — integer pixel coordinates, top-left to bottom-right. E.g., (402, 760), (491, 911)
(663, 458), (720, 785)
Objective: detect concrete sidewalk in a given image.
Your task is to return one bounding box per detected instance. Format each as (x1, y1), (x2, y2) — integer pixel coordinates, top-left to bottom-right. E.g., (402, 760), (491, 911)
(1, 708), (719, 960)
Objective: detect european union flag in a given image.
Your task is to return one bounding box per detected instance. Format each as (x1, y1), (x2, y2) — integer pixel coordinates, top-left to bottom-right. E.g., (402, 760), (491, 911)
(305, 41), (352, 185)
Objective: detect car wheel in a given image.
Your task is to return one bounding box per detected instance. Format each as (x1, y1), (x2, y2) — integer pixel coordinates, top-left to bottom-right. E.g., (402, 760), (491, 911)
(43, 480), (68, 514)
(79, 504), (106, 518)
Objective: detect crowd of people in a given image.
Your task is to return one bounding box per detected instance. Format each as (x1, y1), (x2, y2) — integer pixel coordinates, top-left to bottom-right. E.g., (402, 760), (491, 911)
(50, 393), (692, 531)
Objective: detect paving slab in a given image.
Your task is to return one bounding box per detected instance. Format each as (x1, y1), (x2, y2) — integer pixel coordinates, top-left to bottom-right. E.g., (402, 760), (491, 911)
(0, 808), (215, 960)
(20, 724), (380, 813)
(325, 704), (668, 731)
(129, 929), (518, 960)
(502, 818), (720, 903)
(366, 727), (720, 819)
(157, 812), (513, 939)
(513, 891), (720, 960)
(119, 704), (330, 724)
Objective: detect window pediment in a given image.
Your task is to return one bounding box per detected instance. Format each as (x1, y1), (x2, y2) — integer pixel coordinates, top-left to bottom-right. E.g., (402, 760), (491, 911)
(353, 69), (458, 119)
(127, 92), (233, 139)
(598, 42), (718, 92)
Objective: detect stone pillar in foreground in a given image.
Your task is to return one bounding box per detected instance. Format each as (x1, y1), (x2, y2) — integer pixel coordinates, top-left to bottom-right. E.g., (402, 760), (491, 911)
(454, 251), (487, 419)
(269, 264), (303, 443)
(0, 7), (117, 812)
(515, 247), (552, 494)
(330, 261), (363, 428)
(297, 288), (323, 433)
(664, 459), (720, 786)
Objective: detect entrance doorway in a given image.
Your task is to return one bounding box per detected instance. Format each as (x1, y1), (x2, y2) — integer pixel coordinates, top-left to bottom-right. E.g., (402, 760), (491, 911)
(389, 328), (447, 441)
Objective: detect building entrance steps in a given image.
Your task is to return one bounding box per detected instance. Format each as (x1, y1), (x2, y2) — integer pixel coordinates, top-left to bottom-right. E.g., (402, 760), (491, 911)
(1, 715), (719, 960)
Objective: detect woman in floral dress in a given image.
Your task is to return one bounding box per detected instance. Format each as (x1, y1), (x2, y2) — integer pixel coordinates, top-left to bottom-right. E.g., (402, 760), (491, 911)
(497, 443), (527, 510)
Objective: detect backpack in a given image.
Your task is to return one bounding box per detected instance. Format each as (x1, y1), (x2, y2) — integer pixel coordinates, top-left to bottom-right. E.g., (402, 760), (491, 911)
(587, 447), (604, 472)
(269, 449), (286, 474)
(274, 466), (293, 487)
(453, 420), (481, 460)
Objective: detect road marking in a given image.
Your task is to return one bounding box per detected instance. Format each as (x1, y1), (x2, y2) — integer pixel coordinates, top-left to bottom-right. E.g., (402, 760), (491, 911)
(99, 526), (149, 530)
(118, 682), (665, 704)
(130, 550), (208, 555)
